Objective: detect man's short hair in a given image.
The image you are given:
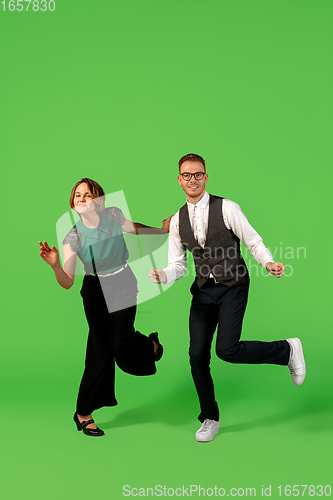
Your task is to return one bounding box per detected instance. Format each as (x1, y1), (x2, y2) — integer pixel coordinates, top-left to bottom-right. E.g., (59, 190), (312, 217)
(178, 153), (206, 172)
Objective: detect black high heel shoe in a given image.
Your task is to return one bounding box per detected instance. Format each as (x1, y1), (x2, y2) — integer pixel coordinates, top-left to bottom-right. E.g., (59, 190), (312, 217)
(149, 332), (164, 361)
(73, 412), (105, 437)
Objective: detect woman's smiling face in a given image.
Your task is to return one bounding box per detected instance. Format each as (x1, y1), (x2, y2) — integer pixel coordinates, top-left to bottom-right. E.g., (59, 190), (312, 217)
(73, 182), (96, 215)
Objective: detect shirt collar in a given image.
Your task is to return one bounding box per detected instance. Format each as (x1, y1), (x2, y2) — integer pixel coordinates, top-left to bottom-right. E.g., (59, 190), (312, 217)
(98, 210), (110, 233)
(75, 210), (109, 239)
(187, 190), (209, 211)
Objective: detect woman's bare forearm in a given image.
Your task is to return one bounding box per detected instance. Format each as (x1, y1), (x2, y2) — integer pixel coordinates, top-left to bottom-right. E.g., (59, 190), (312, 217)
(133, 222), (167, 235)
(122, 216), (172, 235)
(52, 263), (74, 289)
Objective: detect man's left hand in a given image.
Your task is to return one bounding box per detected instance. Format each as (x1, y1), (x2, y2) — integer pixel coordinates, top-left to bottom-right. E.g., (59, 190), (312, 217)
(265, 262), (285, 278)
(149, 269), (167, 284)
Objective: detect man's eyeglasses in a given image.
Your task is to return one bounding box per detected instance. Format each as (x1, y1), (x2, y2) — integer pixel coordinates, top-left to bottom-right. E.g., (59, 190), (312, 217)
(180, 172), (205, 181)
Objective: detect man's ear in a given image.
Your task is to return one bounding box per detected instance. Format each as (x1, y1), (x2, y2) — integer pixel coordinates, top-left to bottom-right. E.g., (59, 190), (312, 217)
(177, 175), (182, 186)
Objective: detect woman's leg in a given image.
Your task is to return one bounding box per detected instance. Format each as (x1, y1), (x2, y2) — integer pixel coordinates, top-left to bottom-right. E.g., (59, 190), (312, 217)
(101, 267), (159, 375)
(76, 297), (118, 424)
(108, 303), (157, 376)
(75, 267), (158, 431)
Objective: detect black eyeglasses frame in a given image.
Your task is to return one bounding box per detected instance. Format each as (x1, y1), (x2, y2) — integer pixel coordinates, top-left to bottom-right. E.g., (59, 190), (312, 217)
(179, 172), (206, 181)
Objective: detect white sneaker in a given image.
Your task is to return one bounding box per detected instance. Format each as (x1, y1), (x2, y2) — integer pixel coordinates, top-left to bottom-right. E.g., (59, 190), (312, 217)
(286, 337), (306, 386)
(195, 419), (220, 442)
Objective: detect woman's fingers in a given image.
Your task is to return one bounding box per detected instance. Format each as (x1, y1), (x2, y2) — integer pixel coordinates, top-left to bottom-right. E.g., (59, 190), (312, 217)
(39, 241), (47, 256)
(39, 241), (58, 264)
(163, 215), (173, 222)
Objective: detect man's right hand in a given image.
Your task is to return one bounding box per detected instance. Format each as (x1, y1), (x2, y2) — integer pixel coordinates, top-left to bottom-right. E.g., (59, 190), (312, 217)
(149, 269), (167, 284)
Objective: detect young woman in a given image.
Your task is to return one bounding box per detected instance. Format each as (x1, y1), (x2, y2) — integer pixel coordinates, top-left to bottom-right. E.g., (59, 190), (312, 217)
(39, 178), (171, 437)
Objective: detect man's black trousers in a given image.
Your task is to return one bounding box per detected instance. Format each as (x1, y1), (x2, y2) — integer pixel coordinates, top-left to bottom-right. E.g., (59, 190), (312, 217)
(189, 274), (290, 422)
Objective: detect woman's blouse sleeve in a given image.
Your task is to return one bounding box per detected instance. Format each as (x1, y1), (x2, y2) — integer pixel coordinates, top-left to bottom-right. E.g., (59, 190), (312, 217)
(106, 207), (125, 225)
(62, 226), (81, 253)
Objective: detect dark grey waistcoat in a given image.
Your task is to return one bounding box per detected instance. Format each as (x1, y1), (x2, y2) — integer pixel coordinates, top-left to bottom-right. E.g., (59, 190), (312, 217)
(179, 194), (248, 288)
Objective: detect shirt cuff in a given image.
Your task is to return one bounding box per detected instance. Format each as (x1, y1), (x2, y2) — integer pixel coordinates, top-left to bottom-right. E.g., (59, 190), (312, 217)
(163, 266), (179, 285)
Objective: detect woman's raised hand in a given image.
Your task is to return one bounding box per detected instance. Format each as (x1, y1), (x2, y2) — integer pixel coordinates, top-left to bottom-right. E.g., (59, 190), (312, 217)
(39, 241), (60, 268)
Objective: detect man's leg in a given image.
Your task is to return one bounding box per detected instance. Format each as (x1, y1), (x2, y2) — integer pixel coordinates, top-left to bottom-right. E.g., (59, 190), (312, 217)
(189, 285), (219, 423)
(215, 275), (290, 365)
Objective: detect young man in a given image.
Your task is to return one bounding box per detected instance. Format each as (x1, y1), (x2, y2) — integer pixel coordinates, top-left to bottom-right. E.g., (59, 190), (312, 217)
(149, 153), (306, 443)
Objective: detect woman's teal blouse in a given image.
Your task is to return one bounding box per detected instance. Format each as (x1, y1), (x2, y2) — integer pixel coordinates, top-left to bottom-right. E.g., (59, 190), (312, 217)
(63, 207), (129, 275)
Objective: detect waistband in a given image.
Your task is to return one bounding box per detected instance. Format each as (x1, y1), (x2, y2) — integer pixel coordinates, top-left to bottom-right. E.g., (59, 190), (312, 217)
(89, 263), (128, 277)
(201, 277), (223, 288)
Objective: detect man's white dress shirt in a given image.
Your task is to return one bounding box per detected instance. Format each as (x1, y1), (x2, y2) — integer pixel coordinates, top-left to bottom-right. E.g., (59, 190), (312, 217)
(163, 191), (274, 285)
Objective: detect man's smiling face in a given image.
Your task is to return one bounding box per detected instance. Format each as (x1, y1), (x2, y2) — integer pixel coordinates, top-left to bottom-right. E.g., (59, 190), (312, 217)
(178, 160), (208, 202)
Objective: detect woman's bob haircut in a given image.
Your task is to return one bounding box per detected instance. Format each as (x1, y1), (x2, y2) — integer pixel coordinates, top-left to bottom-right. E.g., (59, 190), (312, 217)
(69, 178), (105, 214)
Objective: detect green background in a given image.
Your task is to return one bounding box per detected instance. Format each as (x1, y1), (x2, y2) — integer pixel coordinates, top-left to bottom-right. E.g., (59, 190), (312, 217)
(1, 0), (332, 498)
